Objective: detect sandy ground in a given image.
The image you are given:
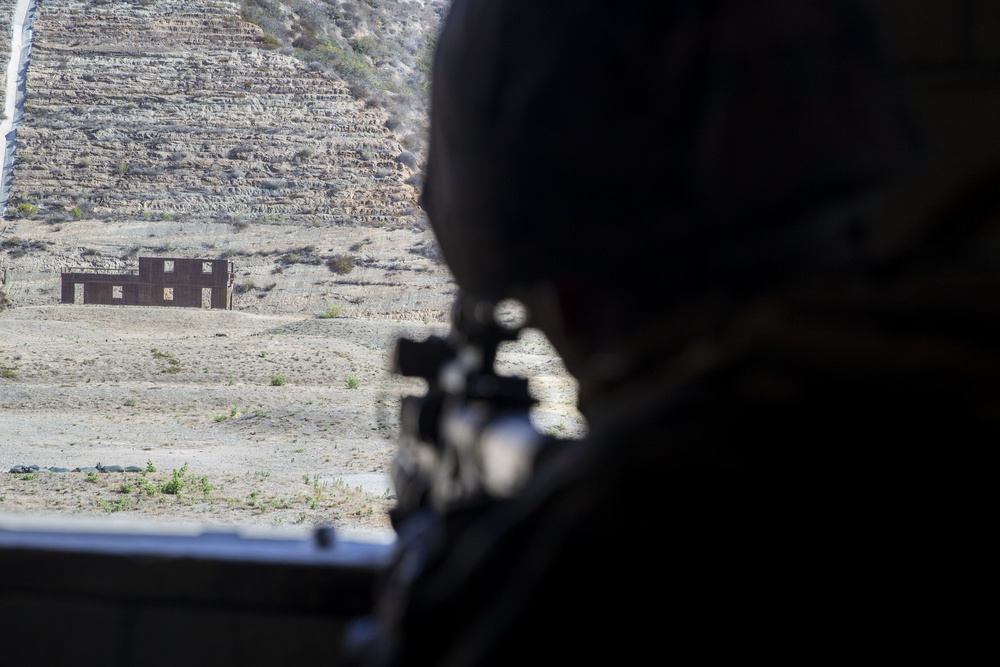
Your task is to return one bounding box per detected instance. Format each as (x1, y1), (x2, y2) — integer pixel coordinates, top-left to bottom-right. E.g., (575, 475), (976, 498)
(0, 303), (585, 538)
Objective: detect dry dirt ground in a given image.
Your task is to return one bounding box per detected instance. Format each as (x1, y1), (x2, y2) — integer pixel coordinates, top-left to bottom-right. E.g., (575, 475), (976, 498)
(0, 303), (585, 539)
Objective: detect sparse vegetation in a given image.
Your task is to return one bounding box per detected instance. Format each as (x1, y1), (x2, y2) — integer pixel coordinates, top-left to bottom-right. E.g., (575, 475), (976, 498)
(0, 448), (398, 529)
(159, 462), (189, 495)
(346, 375), (360, 389)
(238, 0), (445, 158)
(15, 203), (38, 218)
(0, 236), (52, 259)
(151, 348), (182, 373)
(270, 372), (286, 386)
(318, 304), (343, 319)
(327, 254), (355, 275)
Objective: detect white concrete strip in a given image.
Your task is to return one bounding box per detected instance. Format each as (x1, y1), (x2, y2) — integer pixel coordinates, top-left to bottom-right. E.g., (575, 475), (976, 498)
(0, 0), (37, 215)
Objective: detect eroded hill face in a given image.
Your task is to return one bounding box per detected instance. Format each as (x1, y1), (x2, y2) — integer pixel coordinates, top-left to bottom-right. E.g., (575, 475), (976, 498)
(0, 0), (454, 320)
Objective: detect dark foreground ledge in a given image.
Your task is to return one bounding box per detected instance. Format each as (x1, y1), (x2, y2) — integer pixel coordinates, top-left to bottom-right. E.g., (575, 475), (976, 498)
(0, 514), (394, 666)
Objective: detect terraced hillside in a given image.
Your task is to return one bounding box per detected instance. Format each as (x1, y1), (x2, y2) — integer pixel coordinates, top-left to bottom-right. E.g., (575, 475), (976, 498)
(0, 0), (453, 320)
(0, 2), (10, 105)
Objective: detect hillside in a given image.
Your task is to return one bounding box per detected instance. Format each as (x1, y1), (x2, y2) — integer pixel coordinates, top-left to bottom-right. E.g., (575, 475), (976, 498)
(0, 0), (453, 320)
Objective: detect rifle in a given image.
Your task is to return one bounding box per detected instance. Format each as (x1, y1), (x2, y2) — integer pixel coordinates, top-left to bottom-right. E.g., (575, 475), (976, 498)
(389, 292), (551, 526)
(342, 295), (569, 662)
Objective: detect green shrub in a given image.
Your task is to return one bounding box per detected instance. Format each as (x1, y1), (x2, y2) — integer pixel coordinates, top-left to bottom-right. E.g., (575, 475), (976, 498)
(318, 304), (343, 319)
(160, 462), (189, 495)
(270, 372), (286, 386)
(351, 36), (376, 55)
(15, 203), (37, 218)
(327, 255), (355, 275)
(259, 34), (281, 50)
(346, 375), (360, 389)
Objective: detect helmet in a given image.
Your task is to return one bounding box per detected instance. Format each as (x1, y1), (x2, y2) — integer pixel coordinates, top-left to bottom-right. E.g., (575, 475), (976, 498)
(422, 0), (920, 308)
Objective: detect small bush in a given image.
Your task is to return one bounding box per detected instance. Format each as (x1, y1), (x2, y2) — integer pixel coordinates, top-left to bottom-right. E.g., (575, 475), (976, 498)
(318, 304), (343, 319)
(71, 207), (82, 220)
(259, 34), (281, 50)
(327, 255), (355, 275)
(394, 151), (418, 168)
(270, 372), (286, 386)
(15, 203), (37, 218)
(351, 35), (376, 55)
(160, 462), (189, 495)
(346, 375), (360, 389)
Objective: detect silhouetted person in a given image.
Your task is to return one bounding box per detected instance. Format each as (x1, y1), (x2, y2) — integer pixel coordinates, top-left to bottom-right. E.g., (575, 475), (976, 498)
(350, 1), (995, 663)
